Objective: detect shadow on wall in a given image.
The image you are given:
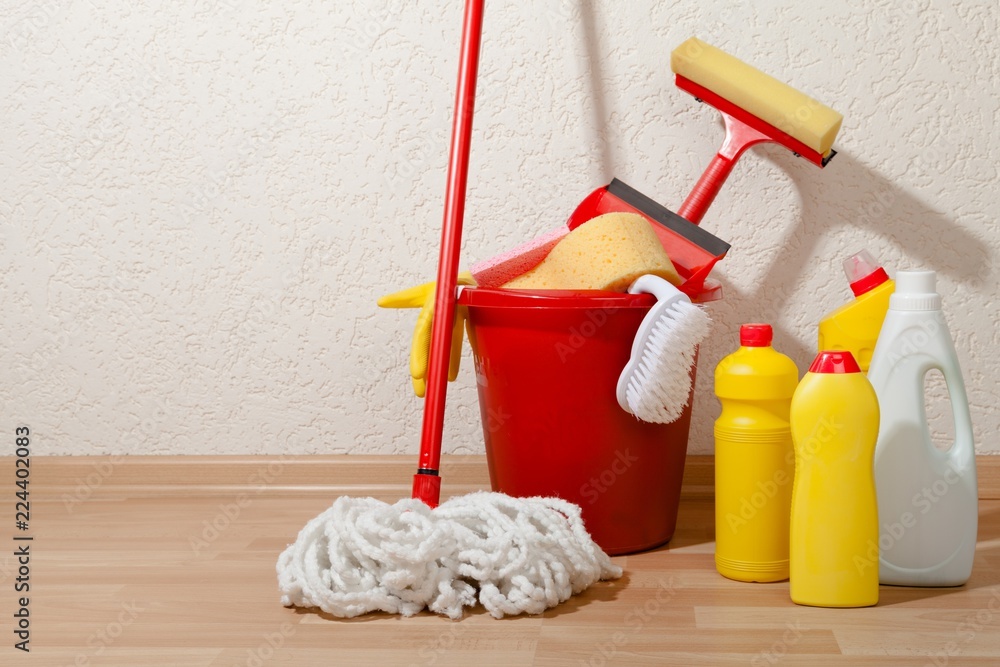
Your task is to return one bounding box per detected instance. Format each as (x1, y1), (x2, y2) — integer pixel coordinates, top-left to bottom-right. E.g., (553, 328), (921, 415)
(714, 150), (992, 370)
(574, 2), (992, 372)
(579, 0), (617, 182)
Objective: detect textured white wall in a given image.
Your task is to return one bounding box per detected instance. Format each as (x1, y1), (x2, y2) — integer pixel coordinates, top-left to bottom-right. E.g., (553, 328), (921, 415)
(2, 1), (997, 456)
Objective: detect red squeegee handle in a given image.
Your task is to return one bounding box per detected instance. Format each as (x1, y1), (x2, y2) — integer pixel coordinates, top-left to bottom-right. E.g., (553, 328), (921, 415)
(675, 74), (829, 225)
(413, 0), (485, 507)
(677, 112), (769, 224)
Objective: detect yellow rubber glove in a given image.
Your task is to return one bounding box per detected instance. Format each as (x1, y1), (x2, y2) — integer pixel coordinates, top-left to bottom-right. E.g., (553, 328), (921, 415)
(377, 272), (476, 397)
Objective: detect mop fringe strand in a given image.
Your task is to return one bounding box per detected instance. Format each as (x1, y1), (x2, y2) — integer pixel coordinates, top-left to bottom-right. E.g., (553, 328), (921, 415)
(276, 492), (622, 619)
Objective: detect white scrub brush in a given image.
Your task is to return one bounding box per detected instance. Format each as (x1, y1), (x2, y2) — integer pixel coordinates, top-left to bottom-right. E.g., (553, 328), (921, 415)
(616, 274), (711, 423)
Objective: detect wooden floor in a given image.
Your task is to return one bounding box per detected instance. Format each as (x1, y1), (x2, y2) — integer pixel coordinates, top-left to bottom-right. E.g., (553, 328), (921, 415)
(6, 455), (1000, 666)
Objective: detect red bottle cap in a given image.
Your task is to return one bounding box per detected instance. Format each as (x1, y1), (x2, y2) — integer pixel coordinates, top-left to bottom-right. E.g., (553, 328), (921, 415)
(809, 350), (862, 374)
(850, 267), (890, 297)
(740, 323), (773, 347)
(844, 250), (890, 297)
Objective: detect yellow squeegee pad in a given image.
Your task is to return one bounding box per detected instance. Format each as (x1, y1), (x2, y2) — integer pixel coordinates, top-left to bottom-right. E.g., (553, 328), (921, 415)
(671, 37), (843, 156)
(502, 212), (681, 291)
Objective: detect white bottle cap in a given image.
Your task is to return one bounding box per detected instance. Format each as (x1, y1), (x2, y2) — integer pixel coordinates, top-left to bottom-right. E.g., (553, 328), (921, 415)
(890, 270), (941, 311)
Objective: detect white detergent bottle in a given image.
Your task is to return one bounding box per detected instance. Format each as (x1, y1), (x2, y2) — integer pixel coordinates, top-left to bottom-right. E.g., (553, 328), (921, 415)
(869, 270), (977, 586)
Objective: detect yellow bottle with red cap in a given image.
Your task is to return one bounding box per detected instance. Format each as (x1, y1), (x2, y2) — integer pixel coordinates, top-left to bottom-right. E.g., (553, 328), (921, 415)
(714, 324), (798, 582)
(789, 350), (880, 607)
(818, 250), (895, 372)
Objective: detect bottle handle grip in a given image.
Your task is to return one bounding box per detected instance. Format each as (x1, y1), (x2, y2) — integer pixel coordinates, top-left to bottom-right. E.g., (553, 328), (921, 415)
(939, 357), (976, 466)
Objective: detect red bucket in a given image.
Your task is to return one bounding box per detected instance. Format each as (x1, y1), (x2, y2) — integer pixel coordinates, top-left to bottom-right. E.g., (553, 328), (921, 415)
(458, 287), (699, 555)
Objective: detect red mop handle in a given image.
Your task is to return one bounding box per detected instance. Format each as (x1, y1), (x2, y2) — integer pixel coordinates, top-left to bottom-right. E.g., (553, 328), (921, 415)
(413, 0), (485, 507)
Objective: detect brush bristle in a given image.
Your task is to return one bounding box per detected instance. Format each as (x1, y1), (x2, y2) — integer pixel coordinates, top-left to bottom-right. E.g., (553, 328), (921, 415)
(623, 301), (710, 424)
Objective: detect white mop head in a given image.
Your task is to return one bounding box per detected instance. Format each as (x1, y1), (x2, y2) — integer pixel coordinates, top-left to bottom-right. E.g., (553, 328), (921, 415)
(617, 274), (711, 424)
(276, 491), (622, 620)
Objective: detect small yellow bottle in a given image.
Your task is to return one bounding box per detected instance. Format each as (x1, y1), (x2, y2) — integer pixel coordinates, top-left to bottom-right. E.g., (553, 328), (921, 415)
(817, 250), (895, 372)
(789, 350), (880, 607)
(714, 324), (798, 582)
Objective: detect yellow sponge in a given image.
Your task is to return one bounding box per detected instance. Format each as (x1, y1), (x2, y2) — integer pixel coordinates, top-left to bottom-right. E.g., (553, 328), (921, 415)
(502, 212), (681, 291)
(670, 37), (843, 156)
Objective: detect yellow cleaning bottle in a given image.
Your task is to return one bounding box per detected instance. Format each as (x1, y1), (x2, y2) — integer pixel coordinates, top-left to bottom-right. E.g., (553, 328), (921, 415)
(714, 324), (798, 582)
(817, 250), (894, 372)
(789, 351), (880, 607)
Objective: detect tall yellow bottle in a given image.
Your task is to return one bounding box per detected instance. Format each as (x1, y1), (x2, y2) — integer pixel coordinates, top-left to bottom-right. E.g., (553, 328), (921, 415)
(714, 324), (798, 582)
(817, 250), (894, 372)
(789, 350), (880, 607)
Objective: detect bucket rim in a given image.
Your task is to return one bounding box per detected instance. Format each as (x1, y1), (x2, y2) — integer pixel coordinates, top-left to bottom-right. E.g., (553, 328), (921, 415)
(457, 286), (656, 309)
